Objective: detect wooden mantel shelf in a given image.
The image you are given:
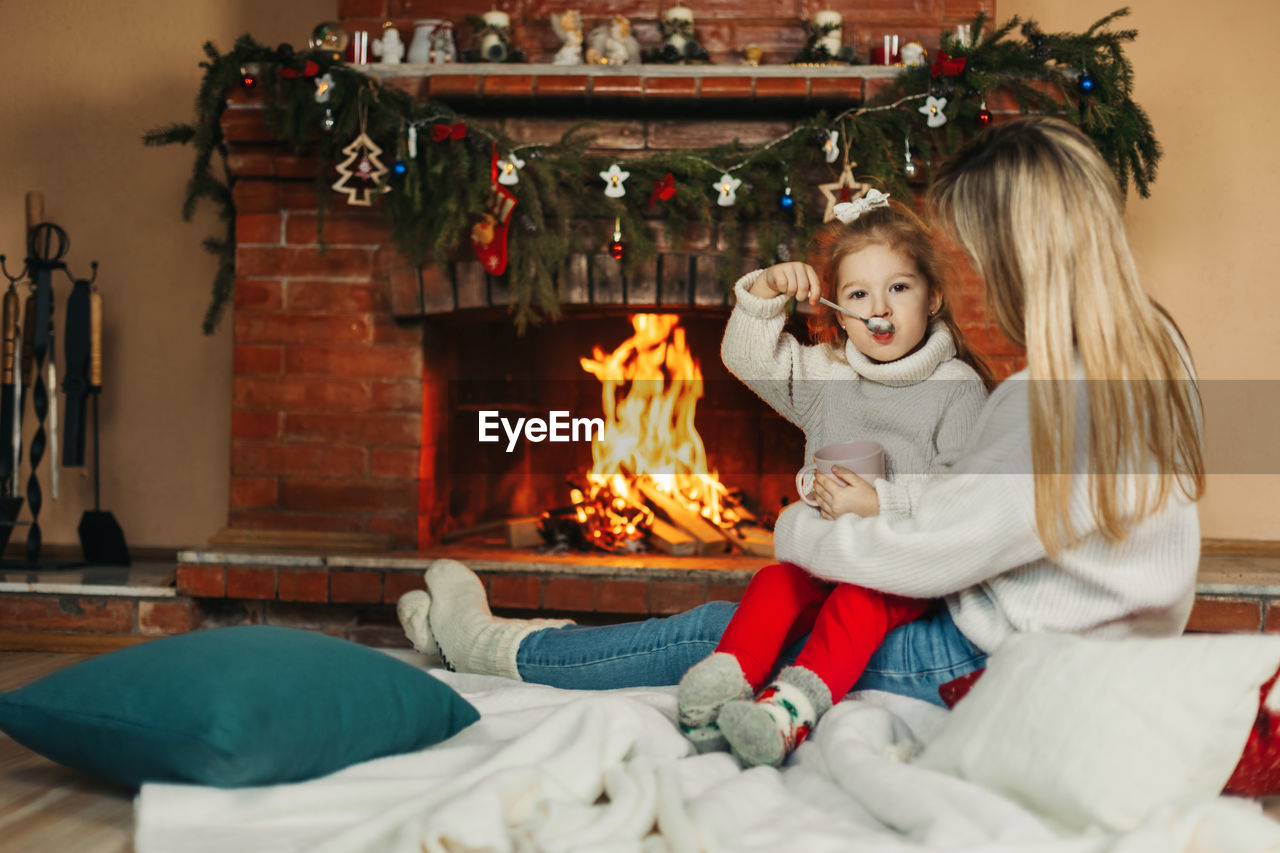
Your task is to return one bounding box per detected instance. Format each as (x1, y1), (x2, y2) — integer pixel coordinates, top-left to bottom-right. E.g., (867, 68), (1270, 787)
(358, 62), (903, 105)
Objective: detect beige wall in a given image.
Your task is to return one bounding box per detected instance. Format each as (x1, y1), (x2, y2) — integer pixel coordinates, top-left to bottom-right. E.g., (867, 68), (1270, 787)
(0, 0), (330, 550)
(2, 1), (1276, 549)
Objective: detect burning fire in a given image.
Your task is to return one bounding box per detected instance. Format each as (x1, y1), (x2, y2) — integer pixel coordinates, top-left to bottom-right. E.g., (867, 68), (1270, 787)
(570, 314), (741, 551)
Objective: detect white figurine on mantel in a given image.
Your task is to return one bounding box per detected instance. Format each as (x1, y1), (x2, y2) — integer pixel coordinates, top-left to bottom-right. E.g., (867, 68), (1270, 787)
(430, 21), (457, 63)
(372, 25), (404, 64)
(900, 41), (926, 67)
(813, 10), (843, 58)
(586, 15), (641, 65)
(551, 10), (584, 65)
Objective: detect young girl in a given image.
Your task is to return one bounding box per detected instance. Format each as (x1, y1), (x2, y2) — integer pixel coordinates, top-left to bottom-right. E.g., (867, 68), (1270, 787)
(401, 118), (1204, 765)
(676, 191), (991, 766)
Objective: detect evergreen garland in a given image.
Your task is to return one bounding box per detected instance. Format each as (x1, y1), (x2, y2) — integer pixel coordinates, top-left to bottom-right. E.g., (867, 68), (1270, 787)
(145, 8), (1158, 334)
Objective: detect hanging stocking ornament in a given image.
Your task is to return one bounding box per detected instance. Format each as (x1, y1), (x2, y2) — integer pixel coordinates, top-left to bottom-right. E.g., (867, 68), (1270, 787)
(331, 105), (391, 206)
(471, 143), (518, 275)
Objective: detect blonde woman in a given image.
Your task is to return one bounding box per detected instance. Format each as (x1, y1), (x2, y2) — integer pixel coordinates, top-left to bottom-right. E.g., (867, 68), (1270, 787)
(402, 117), (1204, 734)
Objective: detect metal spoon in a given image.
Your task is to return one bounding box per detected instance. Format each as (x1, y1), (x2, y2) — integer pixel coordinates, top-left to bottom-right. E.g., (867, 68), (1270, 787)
(818, 297), (895, 334)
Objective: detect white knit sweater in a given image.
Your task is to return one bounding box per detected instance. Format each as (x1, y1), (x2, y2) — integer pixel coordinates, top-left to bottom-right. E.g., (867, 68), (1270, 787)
(771, 362), (1202, 655)
(721, 269), (989, 518)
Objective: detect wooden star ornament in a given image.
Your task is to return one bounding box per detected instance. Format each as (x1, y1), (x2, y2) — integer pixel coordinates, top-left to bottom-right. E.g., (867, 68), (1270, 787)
(818, 166), (871, 222)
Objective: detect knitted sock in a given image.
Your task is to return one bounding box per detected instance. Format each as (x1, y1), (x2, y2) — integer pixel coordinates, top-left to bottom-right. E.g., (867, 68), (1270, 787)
(396, 589), (440, 658)
(717, 665), (834, 767)
(425, 559), (573, 681)
(676, 653), (753, 753)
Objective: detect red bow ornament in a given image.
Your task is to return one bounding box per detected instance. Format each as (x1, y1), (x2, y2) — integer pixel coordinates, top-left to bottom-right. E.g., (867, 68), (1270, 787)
(279, 60), (321, 79)
(648, 172), (676, 211)
(931, 51), (967, 78)
(431, 121), (468, 142)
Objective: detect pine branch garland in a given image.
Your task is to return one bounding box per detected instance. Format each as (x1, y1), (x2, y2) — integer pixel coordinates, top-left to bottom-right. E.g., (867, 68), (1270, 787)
(148, 8), (1159, 334)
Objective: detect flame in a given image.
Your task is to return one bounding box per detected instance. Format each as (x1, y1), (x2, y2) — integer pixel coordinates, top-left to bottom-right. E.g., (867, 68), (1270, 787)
(571, 314), (738, 551)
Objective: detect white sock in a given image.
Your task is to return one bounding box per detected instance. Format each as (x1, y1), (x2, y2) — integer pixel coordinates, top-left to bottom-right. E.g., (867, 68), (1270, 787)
(396, 589), (441, 658)
(425, 559), (573, 680)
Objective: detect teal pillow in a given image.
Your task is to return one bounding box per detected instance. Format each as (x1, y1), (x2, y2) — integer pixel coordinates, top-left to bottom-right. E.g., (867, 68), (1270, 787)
(0, 625), (479, 788)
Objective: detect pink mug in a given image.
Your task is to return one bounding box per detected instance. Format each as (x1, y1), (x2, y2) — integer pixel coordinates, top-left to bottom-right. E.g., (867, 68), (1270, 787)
(795, 440), (885, 506)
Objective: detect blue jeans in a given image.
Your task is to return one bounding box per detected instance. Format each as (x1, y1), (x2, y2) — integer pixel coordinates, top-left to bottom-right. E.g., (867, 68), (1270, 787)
(516, 600), (987, 707)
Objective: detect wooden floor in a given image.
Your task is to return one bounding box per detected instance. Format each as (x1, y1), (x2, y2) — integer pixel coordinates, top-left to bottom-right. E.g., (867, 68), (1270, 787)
(0, 653), (135, 853)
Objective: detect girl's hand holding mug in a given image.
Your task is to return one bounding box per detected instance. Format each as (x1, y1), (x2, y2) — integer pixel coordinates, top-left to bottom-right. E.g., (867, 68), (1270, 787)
(752, 262), (822, 304)
(815, 467), (880, 519)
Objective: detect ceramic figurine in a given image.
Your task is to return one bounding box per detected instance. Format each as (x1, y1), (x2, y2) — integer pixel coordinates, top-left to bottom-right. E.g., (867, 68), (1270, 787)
(551, 10), (584, 65)
(372, 25), (405, 64)
(900, 42), (926, 67)
(430, 21), (457, 63)
(586, 15), (641, 65)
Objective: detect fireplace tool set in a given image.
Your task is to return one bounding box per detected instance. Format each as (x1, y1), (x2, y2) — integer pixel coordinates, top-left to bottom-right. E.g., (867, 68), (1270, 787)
(0, 192), (129, 568)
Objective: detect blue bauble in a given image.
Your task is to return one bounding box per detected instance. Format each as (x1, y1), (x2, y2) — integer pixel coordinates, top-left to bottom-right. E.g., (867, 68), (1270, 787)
(780, 188), (795, 211)
(393, 160), (408, 176)
(1077, 71), (1096, 95)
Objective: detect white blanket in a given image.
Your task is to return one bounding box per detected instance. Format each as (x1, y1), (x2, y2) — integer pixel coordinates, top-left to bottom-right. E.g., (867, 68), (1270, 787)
(135, 654), (1280, 853)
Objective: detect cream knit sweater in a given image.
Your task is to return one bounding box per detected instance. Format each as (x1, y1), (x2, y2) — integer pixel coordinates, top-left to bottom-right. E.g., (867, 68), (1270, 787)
(769, 348), (1202, 656)
(721, 269), (988, 518)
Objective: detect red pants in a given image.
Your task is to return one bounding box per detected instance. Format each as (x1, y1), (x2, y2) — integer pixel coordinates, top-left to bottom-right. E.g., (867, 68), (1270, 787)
(716, 562), (930, 700)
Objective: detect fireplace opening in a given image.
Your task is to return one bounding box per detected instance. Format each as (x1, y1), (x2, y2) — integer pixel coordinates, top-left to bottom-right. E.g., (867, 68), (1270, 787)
(419, 307), (806, 554)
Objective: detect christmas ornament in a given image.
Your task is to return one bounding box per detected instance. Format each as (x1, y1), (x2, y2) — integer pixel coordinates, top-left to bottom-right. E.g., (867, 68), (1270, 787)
(322, 109), (335, 132)
(648, 172), (676, 211)
(919, 95), (948, 128)
(392, 158), (407, 176)
(713, 173), (741, 207)
(609, 218), (625, 260)
(977, 101), (992, 127)
(822, 130), (840, 164)
(497, 153), (525, 186)
(314, 73), (334, 104)
(931, 50), (966, 78)
(407, 124), (418, 158)
(331, 110), (391, 206)
(779, 181), (795, 211)
(903, 138), (918, 179)
(1077, 70), (1096, 95)
(600, 163), (630, 198)
(239, 63), (260, 90)
(470, 144), (518, 275)
(818, 166), (870, 222)
(431, 122), (467, 142)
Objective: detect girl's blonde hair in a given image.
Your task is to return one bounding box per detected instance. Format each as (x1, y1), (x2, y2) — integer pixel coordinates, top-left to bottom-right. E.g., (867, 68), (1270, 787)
(927, 116), (1204, 555)
(806, 197), (995, 390)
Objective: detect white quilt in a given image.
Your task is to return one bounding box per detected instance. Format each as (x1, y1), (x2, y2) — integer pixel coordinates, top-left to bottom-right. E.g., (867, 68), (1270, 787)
(135, 653), (1280, 853)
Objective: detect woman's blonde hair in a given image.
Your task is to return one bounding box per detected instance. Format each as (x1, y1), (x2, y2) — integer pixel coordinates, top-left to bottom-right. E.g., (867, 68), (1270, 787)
(806, 198), (995, 390)
(927, 116), (1204, 555)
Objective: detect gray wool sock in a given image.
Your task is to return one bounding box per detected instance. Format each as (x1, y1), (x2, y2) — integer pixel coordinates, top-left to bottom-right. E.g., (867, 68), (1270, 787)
(677, 652), (753, 728)
(718, 666), (833, 767)
(425, 559), (573, 680)
(776, 665), (834, 718)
